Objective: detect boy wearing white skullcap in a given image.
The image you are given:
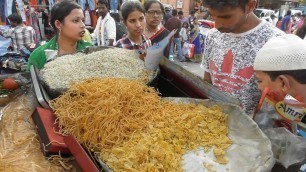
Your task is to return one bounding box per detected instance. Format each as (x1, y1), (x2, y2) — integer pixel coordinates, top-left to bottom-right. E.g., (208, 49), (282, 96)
(254, 35), (306, 166)
(254, 34), (306, 103)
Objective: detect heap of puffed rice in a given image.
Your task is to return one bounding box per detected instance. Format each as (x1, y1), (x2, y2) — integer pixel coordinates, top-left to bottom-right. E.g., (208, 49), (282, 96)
(40, 48), (153, 92)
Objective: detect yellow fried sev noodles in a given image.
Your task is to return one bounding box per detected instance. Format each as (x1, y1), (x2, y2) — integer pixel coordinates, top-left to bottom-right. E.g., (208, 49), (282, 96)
(103, 104), (232, 171)
(50, 78), (163, 151)
(50, 78), (232, 171)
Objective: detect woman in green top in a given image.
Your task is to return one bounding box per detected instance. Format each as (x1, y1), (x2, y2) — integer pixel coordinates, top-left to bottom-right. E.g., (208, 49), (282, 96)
(27, 0), (92, 71)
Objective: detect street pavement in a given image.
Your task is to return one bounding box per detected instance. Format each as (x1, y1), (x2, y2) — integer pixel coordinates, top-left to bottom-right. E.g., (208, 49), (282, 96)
(171, 56), (205, 79)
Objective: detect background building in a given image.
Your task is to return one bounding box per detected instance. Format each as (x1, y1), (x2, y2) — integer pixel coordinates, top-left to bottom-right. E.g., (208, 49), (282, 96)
(160, 0), (202, 16)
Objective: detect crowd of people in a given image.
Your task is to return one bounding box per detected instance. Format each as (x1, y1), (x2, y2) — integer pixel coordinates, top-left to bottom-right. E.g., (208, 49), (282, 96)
(1, 0), (306, 169)
(1, 0), (204, 64)
(2, 0), (305, 116)
(269, 9), (306, 40)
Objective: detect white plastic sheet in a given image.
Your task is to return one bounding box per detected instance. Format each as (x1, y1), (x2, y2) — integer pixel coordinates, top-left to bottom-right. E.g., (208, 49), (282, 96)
(166, 98), (275, 172)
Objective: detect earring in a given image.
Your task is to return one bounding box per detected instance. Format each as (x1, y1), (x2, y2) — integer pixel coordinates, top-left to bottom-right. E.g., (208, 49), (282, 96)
(58, 28), (61, 36)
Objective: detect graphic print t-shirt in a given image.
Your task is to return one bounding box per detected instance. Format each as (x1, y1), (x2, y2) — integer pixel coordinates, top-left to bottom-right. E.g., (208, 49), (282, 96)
(201, 21), (284, 115)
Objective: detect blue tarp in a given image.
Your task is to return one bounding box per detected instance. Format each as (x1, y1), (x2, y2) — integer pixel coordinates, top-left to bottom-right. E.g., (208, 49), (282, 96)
(0, 35), (11, 55)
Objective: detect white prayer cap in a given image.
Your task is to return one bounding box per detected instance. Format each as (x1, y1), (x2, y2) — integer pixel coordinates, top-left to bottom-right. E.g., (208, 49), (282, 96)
(254, 34), (306, 71)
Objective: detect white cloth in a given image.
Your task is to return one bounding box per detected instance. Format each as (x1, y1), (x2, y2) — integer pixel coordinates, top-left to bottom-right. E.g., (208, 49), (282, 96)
(254, 34), (306, 71)
(84, 10), (91, 26)
(180, 28), (188, 41)
(201, 21), (284, 115)
(91, 13), (116, 46)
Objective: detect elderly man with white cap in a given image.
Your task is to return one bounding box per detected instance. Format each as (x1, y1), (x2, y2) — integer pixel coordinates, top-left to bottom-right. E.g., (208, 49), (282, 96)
(254, 34), (306, 103)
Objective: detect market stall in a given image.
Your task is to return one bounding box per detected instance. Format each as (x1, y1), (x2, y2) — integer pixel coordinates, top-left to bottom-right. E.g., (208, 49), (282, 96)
(0, 45), (304, 171)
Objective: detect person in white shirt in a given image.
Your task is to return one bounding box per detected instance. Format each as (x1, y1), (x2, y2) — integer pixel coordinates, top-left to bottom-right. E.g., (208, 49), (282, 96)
(270, 14), (278, 26)
(91, 0), (116, 46)
(180, 22), (189, 43)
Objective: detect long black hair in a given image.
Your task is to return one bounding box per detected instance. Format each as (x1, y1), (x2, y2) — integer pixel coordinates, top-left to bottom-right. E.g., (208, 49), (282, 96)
(50, 0), (81, 33)
(120, 0), (145, 21)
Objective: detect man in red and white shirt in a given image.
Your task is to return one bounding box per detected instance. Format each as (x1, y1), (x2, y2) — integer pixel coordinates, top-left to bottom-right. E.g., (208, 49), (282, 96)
(201, 0), (284, 115)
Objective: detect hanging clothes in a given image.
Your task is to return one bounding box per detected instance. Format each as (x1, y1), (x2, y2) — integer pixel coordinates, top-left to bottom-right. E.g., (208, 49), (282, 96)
(25, 8), (30, 26)
(10, 0), (19, 17)
(110, 0), (118, 13)
(6, 0), (14, 16)
(88, 0), (95, 10)
(45, 0), (49, 10)
(79, 0), (85, 9)
(15, 0), (27, 22)
(27, 8), (41, 43)
(0, 0), (5, 24)
(84, 9), (91, 26)
(91, 10), (98, 28)
(37, 0), (42, 6)
(29, 0), (38, 10)
(48, 0), (54, 11)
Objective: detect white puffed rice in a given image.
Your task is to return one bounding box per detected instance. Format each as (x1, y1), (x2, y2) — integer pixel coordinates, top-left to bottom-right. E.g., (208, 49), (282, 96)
(40, 48), (151, 91)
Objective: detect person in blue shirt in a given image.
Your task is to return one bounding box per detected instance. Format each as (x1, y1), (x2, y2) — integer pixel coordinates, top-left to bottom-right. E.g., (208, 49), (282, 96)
(281, 10), (292, 33)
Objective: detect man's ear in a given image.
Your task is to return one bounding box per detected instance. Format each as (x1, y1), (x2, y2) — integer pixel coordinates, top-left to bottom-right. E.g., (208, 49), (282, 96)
(246, 0), (257, 13)
(278, 75), (291, 92)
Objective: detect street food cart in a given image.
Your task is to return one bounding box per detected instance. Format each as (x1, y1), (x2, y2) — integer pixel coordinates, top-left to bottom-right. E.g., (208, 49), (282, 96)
(0, 48), (302, 171)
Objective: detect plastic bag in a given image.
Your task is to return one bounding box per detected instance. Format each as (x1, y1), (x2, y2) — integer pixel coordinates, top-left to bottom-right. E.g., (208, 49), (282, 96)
(182, 42), (195, 59)
(0, 91), (73, 171)
(254, 88), (306, 168)
(265, 127), (306, 168)
(254, 88), (306, 132)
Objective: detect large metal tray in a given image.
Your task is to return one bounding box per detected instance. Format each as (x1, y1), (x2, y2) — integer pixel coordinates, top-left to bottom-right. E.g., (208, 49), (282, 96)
(30, 65), (51, 109)
(38, 46), (160, 99)
(87, 98), (274, 172)
(167, 98), (274, 172)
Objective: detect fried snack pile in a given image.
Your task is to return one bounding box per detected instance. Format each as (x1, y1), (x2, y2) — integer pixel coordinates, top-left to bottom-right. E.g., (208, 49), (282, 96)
(50, 78), (232, 171)
(41, 48), (153, 91)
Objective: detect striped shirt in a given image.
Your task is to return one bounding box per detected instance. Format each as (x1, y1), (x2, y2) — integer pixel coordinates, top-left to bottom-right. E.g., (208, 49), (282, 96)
(10, 25), (35, 52)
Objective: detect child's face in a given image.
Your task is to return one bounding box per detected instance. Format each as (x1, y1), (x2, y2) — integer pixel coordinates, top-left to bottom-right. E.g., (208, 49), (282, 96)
(255, 71), (283, 92)
(183, 23), (187, 28)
